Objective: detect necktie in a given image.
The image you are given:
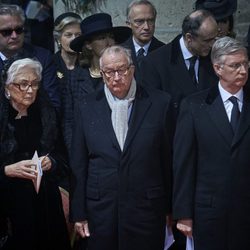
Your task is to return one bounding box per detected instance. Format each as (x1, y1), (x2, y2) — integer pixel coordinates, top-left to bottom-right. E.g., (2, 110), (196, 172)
(229, 96), (240, 133)
(188, 56), (198, 86)
(137, 47), (145, 67)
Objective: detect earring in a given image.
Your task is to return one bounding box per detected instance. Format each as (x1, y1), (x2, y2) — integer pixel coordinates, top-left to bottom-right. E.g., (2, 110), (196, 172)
(5, 91), (10, 99)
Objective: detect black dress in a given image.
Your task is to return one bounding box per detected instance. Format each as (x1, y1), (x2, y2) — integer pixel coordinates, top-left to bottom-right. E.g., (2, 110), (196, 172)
(0, 89), (71, 250)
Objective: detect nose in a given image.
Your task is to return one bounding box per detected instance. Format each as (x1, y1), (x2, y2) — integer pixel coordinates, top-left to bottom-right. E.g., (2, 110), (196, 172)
(26, 85), (34, 93)
(142, 21), (149, 29)
(113, 71), (121, 80)
(10, 30), (17, 38)
(239, 64), (248, 74)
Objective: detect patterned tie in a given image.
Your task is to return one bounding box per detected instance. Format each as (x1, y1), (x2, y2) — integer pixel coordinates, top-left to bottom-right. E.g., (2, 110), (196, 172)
(188, 56), (198, 86)
(229, 96), (240, 133)
(137, 47), (145, 67)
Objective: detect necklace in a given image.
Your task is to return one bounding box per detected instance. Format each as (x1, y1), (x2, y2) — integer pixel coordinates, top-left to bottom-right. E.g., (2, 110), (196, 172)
(89, 68), (101, 78)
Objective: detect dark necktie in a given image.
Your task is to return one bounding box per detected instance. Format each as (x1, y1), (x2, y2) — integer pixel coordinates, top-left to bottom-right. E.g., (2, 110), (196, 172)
(188, 56), (198, 86)
(229, 96), (240, 133)
(137, 47), (145, 67)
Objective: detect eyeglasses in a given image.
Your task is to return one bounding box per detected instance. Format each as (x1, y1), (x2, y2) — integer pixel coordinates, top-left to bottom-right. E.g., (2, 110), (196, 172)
(101, 66), (131, 78)
(12, 81), (40, 91)
(223, 61), (249, 71)
(0, 27), (24, 37)
(132, 18), (155, 27)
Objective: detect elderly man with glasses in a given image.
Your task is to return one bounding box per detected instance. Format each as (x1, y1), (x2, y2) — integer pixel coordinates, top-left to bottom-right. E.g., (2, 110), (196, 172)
(69, 45), (173, 250)
(0, 4), (60, 109)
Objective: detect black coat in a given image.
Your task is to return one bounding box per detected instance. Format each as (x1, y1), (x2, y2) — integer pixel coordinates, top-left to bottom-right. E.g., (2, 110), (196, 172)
(69, 85), (172, 250)
(0, 88), (70, 250)
(173, 85), (250, 250)
(62, 66), (104, 151)
(140, 35), (218, 122)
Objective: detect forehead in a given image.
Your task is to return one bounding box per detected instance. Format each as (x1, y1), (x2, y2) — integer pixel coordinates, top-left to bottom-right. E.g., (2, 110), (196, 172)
(0, 14), (23, 28)
(130, 4), (154, 18)
(13, 67), (38, 79)
(102, 52), (128, 68)
(62, 23), (80, 32)
(223, 50), (248, 62)
(196, 17), (217, 39)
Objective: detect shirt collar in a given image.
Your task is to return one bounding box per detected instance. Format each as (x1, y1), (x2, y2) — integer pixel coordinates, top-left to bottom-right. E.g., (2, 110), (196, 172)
(179, 36), (194, 60)
(132, 37), (151, 55)
(219, 82), (244, 103)
(0, 52), (7, 61)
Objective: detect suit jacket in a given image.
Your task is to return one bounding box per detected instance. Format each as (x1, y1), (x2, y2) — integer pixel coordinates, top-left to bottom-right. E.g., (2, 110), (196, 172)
(69, 85), (172, 250)
(140, 34), (218, 122)
(122, 36), (165, 81)
(0, 43), (60, 109)
(173, 85), (250, 250)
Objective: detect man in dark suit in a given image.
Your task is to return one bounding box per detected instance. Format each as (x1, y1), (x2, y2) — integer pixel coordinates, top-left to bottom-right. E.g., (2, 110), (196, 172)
(69, 45), (172, 250)
(173, 36), (249, 250)
(141, 9), (218, 122)
(122, 0), (164, 80)
(0, 4), (60, 108)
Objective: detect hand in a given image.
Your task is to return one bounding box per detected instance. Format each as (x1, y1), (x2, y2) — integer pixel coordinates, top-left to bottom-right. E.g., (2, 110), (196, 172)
(74, 221), (90, 238)
(40, 155), (51, 171)
(4, 160), (37, 180)
(177, 219), (193, 237)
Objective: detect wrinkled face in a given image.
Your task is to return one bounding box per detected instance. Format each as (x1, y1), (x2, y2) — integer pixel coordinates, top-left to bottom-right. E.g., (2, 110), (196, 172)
(187, 16), (218, 57)
(60, 23), (81, 53)
(127, 4), (155, 46)
(6, 67), (40, 109)
(0, 15), (24, 57)
(86, 33), (115, 58)
(101, 52), (135, 99)
(213, 50), (249, 94)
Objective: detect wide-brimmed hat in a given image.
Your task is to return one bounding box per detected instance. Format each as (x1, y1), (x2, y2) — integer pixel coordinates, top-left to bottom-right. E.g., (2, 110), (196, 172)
(54, 12), (82, 27)
(195, 0), (237, 21)
(70, 13), (131, 52)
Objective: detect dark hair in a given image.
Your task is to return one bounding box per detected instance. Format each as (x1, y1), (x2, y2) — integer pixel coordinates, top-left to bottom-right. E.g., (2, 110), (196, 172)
(182, 9), (214, 37)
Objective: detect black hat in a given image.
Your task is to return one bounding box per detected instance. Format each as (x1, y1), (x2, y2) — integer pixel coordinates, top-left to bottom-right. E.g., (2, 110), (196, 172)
(195, 0), (237, 21)
(54, 12), (81, 26)
(70, 13), (132, 52)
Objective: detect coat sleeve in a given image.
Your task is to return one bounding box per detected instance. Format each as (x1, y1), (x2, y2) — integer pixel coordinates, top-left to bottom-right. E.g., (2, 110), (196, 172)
(172, 98), (197, 220)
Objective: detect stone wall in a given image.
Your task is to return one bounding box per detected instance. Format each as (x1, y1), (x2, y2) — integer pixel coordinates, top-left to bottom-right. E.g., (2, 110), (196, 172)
(54, 0), (250, 45)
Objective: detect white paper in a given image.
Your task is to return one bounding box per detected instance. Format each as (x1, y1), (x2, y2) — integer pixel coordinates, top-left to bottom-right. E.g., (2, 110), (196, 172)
(186, 236), (194, 250)
(164, 225), (175, 250)
(31, 151), (43, 193)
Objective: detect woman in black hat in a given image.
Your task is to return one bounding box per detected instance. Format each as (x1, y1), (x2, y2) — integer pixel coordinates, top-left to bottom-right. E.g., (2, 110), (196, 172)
(195, 0), (237, 37)
(62, 13), (131, 152)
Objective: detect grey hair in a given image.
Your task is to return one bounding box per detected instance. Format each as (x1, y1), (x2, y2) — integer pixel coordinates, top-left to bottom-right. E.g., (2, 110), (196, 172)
(5, 58), (43, 85)
(100, 45), (133, 69)
(211, 36), (248, 64)
(0, 4), (25, 23)
(126, 0), (157, 22)
(53, 16), (81, 42)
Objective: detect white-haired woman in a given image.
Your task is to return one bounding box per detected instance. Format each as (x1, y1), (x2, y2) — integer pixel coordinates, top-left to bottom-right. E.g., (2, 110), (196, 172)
(0, 58), (71, 250)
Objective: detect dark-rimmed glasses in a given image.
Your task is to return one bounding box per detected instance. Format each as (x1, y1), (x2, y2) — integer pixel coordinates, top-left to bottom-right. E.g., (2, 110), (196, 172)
(0, 27), (24, 37)
(12, 81), (40, 91)
(101, 66), (132, 78)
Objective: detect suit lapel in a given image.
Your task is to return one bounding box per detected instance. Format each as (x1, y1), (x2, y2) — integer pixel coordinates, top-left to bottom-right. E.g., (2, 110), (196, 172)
(206, 86), (234, 146)
(169, 37), (197, 95)
(232, 91), (250, 147)
(123, 87), (151, 153)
